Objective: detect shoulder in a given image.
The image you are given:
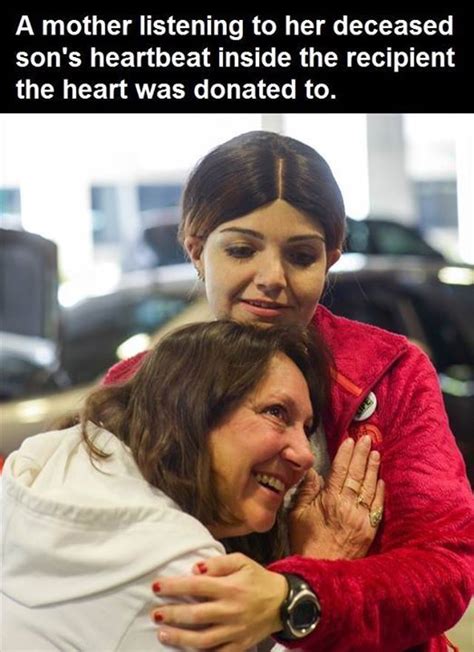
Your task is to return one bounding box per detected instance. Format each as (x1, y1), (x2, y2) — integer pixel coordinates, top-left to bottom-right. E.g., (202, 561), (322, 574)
(315, 304), (408, 350)
(313, 305), (410, 385)
(102, 351), (149, 385)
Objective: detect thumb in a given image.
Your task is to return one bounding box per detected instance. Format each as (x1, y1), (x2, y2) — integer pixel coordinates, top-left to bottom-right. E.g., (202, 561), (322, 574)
(292, 469), (323, 509)
(192, 552), (250, 577)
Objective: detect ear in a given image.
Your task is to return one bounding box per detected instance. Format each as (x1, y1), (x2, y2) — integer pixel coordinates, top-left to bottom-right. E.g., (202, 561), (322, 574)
(184, 235), (204, 270)
(326, 248), (341, 271)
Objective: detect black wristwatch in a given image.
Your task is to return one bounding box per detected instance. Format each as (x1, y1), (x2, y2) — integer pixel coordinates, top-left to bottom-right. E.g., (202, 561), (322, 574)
(277, 573), (321, 641)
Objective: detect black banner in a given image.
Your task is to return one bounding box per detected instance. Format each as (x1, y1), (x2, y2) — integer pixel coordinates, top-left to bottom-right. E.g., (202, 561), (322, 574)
(1, 7), (471, 112)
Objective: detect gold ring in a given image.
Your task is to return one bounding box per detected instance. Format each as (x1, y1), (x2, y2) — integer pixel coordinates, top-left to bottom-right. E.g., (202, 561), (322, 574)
(344, 477), (362, 494)
(357, 495), (371, 510)
(369, 506), (383, 528)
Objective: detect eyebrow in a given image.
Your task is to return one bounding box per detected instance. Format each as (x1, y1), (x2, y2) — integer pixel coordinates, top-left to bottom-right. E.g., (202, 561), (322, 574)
(219, 227), (326, 244)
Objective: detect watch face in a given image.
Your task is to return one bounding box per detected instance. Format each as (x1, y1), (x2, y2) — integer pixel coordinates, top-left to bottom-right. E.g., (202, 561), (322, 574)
(290, 600), (319, 629)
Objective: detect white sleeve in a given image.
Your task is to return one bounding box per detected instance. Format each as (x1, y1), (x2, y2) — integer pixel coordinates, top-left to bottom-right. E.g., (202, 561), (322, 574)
(116, 542), (225, 652)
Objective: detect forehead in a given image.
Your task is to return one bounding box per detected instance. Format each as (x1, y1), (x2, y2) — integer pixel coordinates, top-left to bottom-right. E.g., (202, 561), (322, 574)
(216, 199), (325, 240)
(254, 353), (312, 412)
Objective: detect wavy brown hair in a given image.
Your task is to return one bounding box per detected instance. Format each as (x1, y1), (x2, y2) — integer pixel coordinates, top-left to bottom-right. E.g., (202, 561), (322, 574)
(78, 320), (331, 563)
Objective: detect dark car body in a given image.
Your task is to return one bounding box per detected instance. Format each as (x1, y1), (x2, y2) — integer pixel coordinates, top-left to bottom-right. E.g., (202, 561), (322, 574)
(0, 228), (66, 401)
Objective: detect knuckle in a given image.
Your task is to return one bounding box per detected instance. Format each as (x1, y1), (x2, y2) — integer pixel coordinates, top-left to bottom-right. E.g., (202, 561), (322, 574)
(192, 603), (209, 624)
(184, 607), (199, 626)
(199, 631), (220, 648)
(228, 552), (243, 561)
(332, 463), (346, 476)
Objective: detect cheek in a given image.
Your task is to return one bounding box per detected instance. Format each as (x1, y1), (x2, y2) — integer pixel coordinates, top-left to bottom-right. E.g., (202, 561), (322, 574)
(204, 273), (229, 313)
(204, 255), (234, 304)
(297, 271), (326, 304)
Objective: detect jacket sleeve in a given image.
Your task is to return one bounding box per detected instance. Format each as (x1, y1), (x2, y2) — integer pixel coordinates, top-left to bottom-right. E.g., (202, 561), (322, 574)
(268, 346), (474, 652)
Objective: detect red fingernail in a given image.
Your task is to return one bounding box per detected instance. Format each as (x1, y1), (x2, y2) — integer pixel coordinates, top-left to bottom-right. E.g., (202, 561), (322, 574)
(153, 612), (163, 623)
(152, 581), (161, 593)
(197, 562), (208, 574)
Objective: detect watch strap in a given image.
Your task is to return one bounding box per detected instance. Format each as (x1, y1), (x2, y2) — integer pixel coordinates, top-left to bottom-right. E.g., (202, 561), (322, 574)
(277, 573), (321, 641)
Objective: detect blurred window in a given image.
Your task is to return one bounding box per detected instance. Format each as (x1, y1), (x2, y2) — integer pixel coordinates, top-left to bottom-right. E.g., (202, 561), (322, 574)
(138, 184), (183, 213)
(91, 186), (120, 245)
(414, 180), (458, 229)
(344, 221), (370, 254)
(369, 222), (442, 257)
(0, 188), (22, 228)
(137, 183), (186, 266)
(345, 219), (443, 258)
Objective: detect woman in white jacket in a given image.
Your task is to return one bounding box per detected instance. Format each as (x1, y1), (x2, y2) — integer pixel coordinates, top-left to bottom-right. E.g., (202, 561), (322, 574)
(2, 320), (382, 651)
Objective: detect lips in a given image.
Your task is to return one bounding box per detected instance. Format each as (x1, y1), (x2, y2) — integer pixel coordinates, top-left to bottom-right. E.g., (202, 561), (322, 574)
(239, 298), (291, 319)
(241, 299), (289, 309)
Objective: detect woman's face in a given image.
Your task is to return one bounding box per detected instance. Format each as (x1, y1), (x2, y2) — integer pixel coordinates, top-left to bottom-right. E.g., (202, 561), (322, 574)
(207, 353), (315, 538)
(186, 199), (341, 327)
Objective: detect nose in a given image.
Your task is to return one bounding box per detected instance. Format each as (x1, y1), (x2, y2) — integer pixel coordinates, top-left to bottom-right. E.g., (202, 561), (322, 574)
(281, 428), (314, 473)
(255, 251), (287, 294)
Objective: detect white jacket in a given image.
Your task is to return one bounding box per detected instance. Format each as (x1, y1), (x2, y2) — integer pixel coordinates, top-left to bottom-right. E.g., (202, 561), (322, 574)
(1, 423), (226, 651)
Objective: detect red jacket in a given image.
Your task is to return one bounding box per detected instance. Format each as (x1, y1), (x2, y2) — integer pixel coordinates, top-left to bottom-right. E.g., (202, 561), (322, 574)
(104, 306), (473, 652)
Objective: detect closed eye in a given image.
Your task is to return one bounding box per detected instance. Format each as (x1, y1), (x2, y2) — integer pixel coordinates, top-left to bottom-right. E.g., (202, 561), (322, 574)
(286, 249), (319, 268)
(225, 245), (256, 259)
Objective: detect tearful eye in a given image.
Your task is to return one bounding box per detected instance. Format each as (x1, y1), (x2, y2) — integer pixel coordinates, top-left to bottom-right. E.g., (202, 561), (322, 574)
(225, 245), (256, 259)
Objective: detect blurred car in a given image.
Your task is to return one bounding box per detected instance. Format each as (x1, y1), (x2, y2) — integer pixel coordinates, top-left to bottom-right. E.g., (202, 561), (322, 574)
(0, 332), (69, 401)
(0, 228), (60, 341)
(59, 265), (199, 385)
(0, 228), (69, 403)
(345, 217), (446, 260)
(2, 254), (473, 483)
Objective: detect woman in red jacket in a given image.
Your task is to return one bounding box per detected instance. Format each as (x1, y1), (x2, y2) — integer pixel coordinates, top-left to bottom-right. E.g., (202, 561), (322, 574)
(105, 131), (473, 651)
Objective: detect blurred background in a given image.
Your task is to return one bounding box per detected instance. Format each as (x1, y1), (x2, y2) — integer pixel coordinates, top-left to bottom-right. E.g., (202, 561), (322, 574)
(1, 112), (473, 646)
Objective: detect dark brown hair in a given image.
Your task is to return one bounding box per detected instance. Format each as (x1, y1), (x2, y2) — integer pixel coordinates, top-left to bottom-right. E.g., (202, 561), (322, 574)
(79, 320), (330, 563)
(179, 130), (346, 251)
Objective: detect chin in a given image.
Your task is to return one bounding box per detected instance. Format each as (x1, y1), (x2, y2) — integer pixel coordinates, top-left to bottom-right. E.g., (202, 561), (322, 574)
(246, 511), (278, 533)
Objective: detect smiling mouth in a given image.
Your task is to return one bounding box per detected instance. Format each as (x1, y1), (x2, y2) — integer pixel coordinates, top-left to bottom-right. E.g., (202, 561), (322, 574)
(241, 299), (289, 310)
(253, 472), (286, 494)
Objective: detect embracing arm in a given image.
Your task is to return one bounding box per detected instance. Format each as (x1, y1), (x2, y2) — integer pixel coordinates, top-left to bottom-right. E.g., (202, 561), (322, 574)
(117, 541), (226, 652)
(269, 346), (474, 651)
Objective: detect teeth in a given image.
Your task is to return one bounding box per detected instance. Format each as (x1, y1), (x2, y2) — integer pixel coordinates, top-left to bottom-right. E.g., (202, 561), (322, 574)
(255, 473), (285, 493)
